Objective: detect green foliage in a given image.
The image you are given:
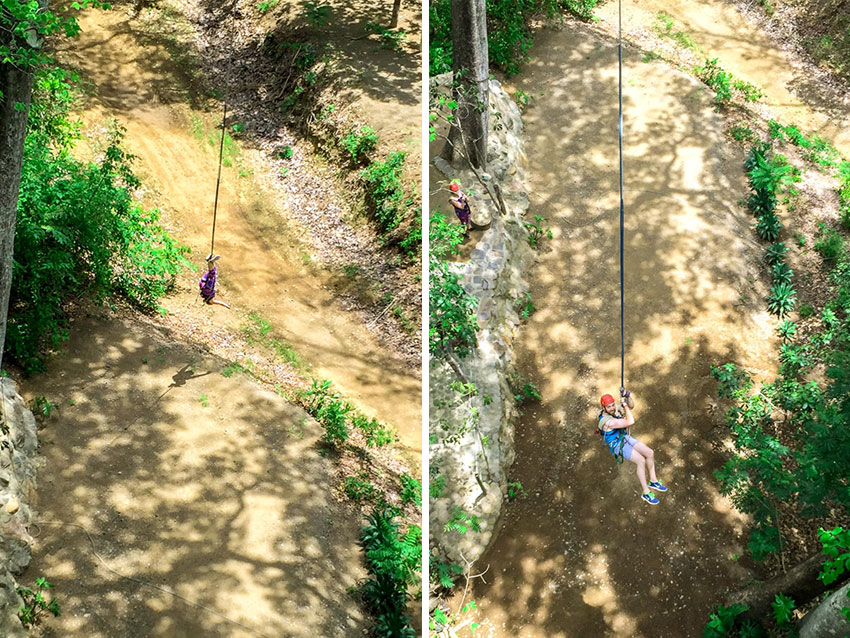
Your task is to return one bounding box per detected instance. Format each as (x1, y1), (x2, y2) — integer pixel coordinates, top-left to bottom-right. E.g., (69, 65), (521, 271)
(18, 577), (60, 628)
(9, 72), (189, 373)
(747, 189), (776, 217)
(302, 379), (350, 445)
(365, 22), (406, 51)
(341, 126), (378, 164)
(345, 474), (377, 503)
(241, 313), (305, 369)
(399, 210), (422, 256)
(755, 213), (782, 242)
(351, 414), (396, 447)
(764, 242), (788, 266)
(444, 505), (481, 535)
(516, 292), (535, 321)
(361, 151), (409, 234)
(703, 603), (748, 638)
(429, 212), (479, 359)
(654, 12), (698, 50)
(30, 395), (53, 417)
(360, 508), (420, 637)
(769, 119), (840, 168)
(430, 556), (463, 588)
(513, 378), (541, 404)
(507, 480), (527, 501)
(814, 223), (845, 263)
(221, 361), (249, 378)
(277, 145), (294, 160)
(731, 124), (756, 143)
(770, 261), (793, 286)
(818, 526), (850, 621)
(429, 0), (598, 77)
(771, 593), (795, 626)
(399, 474), (422, 507)
(525, 214), (553, 248)
(777, 320), (797, 341)
(257, 0), (278, 12)
(767, 282), (796, 317)
(300, 0), (329, 25)
(696, 58), (762, 104)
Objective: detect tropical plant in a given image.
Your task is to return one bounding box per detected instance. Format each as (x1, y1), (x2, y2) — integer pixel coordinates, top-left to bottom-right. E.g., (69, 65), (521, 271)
(767, 282), (796, 316)
(17, 577), (60, 628)
(756, 213), (782, 242)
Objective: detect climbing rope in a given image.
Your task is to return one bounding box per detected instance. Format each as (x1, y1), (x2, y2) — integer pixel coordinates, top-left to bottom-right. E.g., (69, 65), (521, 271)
(618, 0), (626, 389)
(209, 102), (227, 257)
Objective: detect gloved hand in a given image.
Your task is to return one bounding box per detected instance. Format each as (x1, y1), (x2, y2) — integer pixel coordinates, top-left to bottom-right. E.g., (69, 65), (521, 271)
(620, 387), (634, 409)
(619, 387), (630, 398)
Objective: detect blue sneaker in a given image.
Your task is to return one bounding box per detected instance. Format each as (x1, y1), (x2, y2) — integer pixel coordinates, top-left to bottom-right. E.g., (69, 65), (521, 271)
(641, 492), (660, 505)
(649, 481), (668, 492)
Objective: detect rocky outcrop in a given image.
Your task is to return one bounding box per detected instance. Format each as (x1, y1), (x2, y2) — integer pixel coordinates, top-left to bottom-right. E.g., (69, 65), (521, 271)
(0, 379), (38, 638)
(430, 76), (535, 568)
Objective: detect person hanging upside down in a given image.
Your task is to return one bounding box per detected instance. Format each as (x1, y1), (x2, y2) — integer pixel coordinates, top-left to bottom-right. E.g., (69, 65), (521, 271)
(597, 388), (668, 505)
(448, 182), (472, 239)
(199, 254), (230, 309)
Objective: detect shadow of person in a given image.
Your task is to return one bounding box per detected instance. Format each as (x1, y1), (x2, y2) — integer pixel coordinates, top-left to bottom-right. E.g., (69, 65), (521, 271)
(169, 364), (213, 389)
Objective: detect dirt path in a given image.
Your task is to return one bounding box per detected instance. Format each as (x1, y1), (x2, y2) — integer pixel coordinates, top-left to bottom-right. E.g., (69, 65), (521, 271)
(24, 312), (366, 638)
(465, 23), (780, 637)
(53, 6), (420, 453)
(594, 0), (850, 156)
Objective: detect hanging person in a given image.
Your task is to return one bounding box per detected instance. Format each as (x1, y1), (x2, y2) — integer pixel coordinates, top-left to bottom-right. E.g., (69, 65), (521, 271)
(199, 254), (231, 308)
(596, 388), (668, 505)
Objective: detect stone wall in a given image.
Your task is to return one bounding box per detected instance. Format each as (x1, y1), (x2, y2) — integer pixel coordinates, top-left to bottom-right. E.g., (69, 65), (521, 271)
(429, 76), (534, 568)
(0, 379), (39, 638)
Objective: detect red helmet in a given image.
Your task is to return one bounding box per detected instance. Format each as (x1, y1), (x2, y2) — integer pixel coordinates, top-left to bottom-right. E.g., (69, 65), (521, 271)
(449, 183), (459, 192)
(600, 394), (615, 407)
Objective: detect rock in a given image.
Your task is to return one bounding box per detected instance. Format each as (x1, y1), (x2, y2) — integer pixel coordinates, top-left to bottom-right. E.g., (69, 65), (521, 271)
(4, 500), (18, 515)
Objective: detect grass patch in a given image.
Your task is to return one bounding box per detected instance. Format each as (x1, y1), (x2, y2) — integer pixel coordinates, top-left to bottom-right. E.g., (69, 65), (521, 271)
(241, 313), (308, 370)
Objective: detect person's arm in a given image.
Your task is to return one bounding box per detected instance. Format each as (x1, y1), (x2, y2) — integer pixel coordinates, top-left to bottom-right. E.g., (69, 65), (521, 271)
(605, 404), (635, 430)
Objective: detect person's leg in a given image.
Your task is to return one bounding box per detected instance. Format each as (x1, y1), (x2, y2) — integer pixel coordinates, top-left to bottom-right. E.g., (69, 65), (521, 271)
(627, 449), (650, 494)
(632, 440), (658, 484)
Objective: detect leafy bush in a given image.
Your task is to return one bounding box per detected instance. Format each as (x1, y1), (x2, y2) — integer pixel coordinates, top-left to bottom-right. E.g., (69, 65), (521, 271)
(429, 212), (478, 359)
(767, 282), (796, 316)
(8, 71), (189, 373)
(770, 261), (793, 286)
(341, 125), (378, 164)
(360, 508), (420, 637)
(777, 320), (797, 341)
(703, 603), (748, 638)
(747, 189), (775, 217)
(696, 58), (733, 103)
(399, 473), (422, 506)
(755, 213), (782, 242)
(361, 152), (409, 233)
(18, 577), (60, 628)
(429, 0), (599, 77)
(814, 223), (845, 263)
(351, 414), (396, 447)
(764, 242), (787, 265)
(345, 474), (377, 503)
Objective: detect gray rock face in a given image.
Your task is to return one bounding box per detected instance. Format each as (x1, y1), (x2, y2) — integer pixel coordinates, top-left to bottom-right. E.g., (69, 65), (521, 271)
(798, 582), (850, 638)
(430, 77), (535, 568)
(0, 379), (39, 638)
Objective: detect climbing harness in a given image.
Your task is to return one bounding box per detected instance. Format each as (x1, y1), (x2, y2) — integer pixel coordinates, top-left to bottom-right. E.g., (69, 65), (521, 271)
(209, 102), (227, 257)
(598, 410), (627, 464)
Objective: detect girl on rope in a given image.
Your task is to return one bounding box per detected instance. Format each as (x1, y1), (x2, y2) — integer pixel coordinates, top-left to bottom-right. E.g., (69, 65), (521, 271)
(448, 182), (473, 239)
(597, 388), (667, 504)
(199, 254), (231, 309)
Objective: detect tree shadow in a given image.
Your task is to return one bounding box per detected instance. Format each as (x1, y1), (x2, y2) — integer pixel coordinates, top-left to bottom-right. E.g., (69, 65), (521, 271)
(436, 22), (777, 638)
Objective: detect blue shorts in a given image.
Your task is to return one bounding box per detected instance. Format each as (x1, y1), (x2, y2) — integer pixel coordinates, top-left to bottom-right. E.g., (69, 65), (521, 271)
(607, 433), (639, 460)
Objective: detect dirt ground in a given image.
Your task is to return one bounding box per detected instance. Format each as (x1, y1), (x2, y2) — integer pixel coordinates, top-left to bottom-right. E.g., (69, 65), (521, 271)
(50, 5), (421, 453)
(459, 18), (788, 638)
(24, 312), (366, 637)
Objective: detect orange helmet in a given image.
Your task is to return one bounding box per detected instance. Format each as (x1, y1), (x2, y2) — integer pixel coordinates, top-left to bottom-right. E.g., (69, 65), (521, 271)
(600, 394), (615, 407)
(449, 183), (459, 192)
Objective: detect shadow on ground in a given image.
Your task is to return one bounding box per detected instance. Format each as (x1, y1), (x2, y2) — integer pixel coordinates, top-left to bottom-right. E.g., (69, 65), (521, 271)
(448, 22), (778, 638)
(23, 313), (367, 638)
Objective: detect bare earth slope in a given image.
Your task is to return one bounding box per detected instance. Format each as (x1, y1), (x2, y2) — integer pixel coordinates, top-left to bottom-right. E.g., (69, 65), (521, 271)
(52, 5), (420, 451)
(27, 312), (365, 638)
(465, 23), (779, 638)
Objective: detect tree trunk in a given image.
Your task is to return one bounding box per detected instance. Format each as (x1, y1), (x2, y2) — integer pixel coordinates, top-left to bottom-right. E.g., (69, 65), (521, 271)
(442, 0), (488, 170)
(798, 581), (850, 638)
(0, 40), (37, 371)
(725, 552), (850, 623)
(390, 0), (402, 28)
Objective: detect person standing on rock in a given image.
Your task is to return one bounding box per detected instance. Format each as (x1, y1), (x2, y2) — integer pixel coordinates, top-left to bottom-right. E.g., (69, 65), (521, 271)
(596, 388), (668, 504)
(448, 182), (473, 239)
(199, 254), (231, 309)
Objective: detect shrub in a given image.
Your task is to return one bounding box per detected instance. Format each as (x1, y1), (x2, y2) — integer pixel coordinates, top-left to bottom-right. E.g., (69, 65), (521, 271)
(18, 577), (60, 628)
(361, 152), (408, 233)
(696, 58), (733, 103)
(814, 223), (845, 263)
(764, 242), (788, 265)
(756, 213), (782, 242)
(341, 125), (378, 164)
(345, 474), (376, 503)
(767, 282), (796, 316)
(9, 72), (189, 373)
(747, 189), (776, 217)
(777, 320), (797, 340)
(771, 261), (793, 286)
(351, 414), (396, 447)
(399, 474), (421, 506)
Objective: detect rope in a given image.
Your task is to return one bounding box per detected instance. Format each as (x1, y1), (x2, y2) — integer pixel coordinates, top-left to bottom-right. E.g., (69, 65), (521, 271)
(30, 520), (276, 638)
(618, 0), (625, 390)
(210, 102), (227, 256)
